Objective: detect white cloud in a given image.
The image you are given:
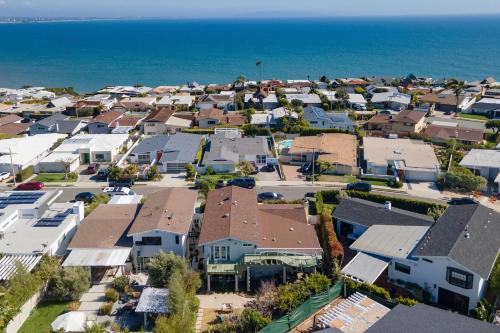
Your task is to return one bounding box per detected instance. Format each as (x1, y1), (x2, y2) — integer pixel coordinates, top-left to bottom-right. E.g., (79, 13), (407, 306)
(0, 0), (7, 6)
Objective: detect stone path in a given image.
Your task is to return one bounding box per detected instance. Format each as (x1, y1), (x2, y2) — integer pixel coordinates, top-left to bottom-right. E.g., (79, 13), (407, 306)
(78, 282), (110, 320)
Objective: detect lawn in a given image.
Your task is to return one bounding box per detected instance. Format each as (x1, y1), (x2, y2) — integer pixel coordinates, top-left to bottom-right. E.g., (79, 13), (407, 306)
(197, 173), (239, 182)
(317, 175), (357, 183)
(18, 301), (70, 333)
(35, 173), (77, 183)
(360, 177), (390, 187)
(457, 112), (489, 121)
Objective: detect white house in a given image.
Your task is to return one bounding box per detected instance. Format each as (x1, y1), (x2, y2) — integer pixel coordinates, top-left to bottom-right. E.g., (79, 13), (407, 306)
(128, 188), (198, 268)
(468, 98), (500, 117)
(371, 92), (411, 111)
(285, 93), (322, 107)
(303, 106), (355, 131)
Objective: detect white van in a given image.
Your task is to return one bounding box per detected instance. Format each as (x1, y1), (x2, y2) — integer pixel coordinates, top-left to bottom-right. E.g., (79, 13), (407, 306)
(102, 187), (136, 196)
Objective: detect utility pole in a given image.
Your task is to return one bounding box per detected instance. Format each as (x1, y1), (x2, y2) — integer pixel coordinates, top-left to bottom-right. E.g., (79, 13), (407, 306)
(9, 147), (16, 187)
(312, 147), (315, 185)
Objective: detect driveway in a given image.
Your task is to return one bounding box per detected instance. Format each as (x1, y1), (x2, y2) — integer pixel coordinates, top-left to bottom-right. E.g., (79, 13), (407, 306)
(281, 164), (304, 181)
(405, 181), (444, 200)
(256, 169), (281, 182)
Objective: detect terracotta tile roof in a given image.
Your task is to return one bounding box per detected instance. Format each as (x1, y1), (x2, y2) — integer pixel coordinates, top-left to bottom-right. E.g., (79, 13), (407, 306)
(424, 125), (484, 142)
(0, 114), (22, 127)
(196, 109), (246, 126)
(199, 187), (321, 250)
(367, 113), (391, 125)
(69, 204), (139, 249)
(419, 93), (464, 106)
(89, 110), (123, 124)
(0, 122), (29, 136)
(289, 133), (357, 166)
(128, 188), (197, 235)
(197, 108), (223, 120)
(109, 115), (144, 128)
(144, 107), (175, 123)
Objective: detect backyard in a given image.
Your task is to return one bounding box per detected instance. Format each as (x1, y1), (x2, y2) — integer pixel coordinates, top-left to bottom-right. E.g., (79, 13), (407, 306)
(18, 301), (70, 333)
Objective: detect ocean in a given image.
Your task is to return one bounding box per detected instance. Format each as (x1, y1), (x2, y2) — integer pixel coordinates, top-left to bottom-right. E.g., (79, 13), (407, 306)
(0, 15), (500, 92)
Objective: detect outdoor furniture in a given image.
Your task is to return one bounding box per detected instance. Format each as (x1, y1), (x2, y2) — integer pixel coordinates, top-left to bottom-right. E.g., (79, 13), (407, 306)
(221, 303), (233, 312)
(51, 311), (86, 332)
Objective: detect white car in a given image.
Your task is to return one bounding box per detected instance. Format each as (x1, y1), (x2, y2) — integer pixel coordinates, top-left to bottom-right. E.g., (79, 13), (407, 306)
(102, 187), (135, 196)
(0, 172), (11, 181)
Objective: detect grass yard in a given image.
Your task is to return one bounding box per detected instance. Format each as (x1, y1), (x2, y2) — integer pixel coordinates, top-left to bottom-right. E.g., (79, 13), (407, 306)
(456, 112), (489, 121)
(317, 175), (357, 183)
(197, 173), (239, 182)
(35, 173), (77, 183)
(18, 301), (70, 333)
(360, 177), (390, 187)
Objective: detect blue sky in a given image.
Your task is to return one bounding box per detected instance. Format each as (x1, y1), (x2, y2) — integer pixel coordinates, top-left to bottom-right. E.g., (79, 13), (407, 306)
(1, 0), (500, 18)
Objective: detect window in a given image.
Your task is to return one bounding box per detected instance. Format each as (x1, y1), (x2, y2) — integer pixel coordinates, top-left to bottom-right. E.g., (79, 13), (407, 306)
(214, 246), (220, 259)
(394, 262), (411, 274)
(175, 235), (180, 245)
(447, 267), (473, 289)
(207, 120), (217, 125)
(243, 243), (253, 247)
(422, 258), (433, 263)
(94, 153), (105, 161)
(138, 154), (150, 163)
(141, 237), (162, 246)
(256, 155), (267, 164)
(213, 246), (229, 261)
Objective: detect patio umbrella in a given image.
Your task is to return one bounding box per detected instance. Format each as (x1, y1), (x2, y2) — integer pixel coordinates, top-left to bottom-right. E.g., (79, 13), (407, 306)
(51, 311), (86, 332)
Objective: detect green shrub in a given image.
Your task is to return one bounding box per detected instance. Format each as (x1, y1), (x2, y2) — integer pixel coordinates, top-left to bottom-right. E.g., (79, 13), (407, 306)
(346, 279), (391, 300)
(47, 267), (91, 301)
(394, 296), (418, 306)
(205, 166), (215, 175)
(15, 165), (34, 182)
(99, 302), (113, 315)
(112, 276), (130, 292)
(444, 171), (487, 192)
(389, 180), (404, 188)
(305, 273), (331, 295)
(105, 288), (120, 302)
(240, 308), (272, 332)
(67, 172), (78, 180)
(186, 163), (196, 180)
(275, 281), (311, 314)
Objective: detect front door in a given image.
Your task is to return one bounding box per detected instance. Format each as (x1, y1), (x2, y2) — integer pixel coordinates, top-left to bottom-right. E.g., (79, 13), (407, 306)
(438, 287), (470, 314)
(83, 153), (90, 164)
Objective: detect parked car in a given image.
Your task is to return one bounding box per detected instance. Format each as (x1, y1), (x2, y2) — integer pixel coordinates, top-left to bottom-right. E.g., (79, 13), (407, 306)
(304, 192), (316, 198)
(95, 168), (110, 180)
(346, 181), (372, 192)
(102, 187), (135, 196)
(262, 163), (276, 172)
(299, 162), (312, 173)
(257, 192), (284, 202)
(75, 192), (96, 204)
(109, 178), (135, 187)
(15, 181), (44, 191)
(86, 163), (101, 174)
(215, 179), (226, 188)
(227, 177), (256, 189)
(0, 172), (10, 181)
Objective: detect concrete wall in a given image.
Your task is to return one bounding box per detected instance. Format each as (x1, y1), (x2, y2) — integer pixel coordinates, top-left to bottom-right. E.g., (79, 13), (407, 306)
(6, 287), (45, 333)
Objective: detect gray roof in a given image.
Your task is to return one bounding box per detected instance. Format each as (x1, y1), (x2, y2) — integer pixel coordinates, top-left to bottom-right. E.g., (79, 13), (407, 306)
(36, 112), (68, 127)
(413, 201), (500, 279)
(365, 303), (500, 333)
(159, 133), (203, 164)
(333, 198), (434, 227)
(135, 287), (169, 314)
(132, 136), (171, 154)
(341, 252), (389, 284)
(55, 120), (84, 134)
(203, 135), (271, 165)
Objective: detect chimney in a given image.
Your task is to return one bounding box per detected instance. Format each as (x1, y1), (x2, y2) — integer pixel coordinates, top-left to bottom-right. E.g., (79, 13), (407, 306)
(384, 201), (392, 211)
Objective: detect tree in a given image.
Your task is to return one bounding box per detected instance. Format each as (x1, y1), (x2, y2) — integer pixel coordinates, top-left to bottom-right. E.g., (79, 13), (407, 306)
(489, 257), (500, 296)
(244, 280), (278, 318)
(244, 108), (256, 123)
(186, 163), (196, 180)
(121, 164), (138, 178)
(47, 267), (91, 301)
(147, 251), (188, 288)
(58, 158), (74, 180)
(304, 273), (331, 295)
(154, 314), (193, 333)
(444, 168), (487, 192)
(147, 165), (161, 181)
(335, 88), (349, 109)
(446, 79), (465, 113)
(485, 119), (500, 138)
(237, 161), (256, 176)
(240, 308), (271, 332)
(291, 99), (304, 113)
(275, 281), (311, 314)
(108, 164), (121, 180)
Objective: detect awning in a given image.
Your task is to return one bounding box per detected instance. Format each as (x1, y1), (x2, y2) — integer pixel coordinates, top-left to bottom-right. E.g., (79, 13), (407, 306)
(136, 288), (169, 314)
(0, 254), (42, 281)
(342, 252), (390, 284)
(63, 248), (131, 267)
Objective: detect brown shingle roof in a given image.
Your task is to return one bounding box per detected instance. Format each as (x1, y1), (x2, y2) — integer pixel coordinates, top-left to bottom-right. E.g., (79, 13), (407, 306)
(199, 187), (321, 250)
(69, 204), (139, 249)
(367, 110), (425, 125)
(144, 107), (175, 123)
(109, 115), (144, 128)
(196, 109), (245, 126)
(424, 125), (484, 143)
(0, 114), (22, 127)
(89, 110), (123, 124)
(420, 93), (464, 106)
(128, 188), (197, 235)
(289, 133), (357, 166)
(0, 123), (29, 136)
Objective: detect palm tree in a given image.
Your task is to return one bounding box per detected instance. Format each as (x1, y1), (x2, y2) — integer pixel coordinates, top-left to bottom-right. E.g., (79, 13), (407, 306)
(446, 79), (466, 113)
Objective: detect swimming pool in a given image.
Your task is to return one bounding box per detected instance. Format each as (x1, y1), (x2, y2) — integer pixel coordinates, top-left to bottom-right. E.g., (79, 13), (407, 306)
(279, 139), (294, 149)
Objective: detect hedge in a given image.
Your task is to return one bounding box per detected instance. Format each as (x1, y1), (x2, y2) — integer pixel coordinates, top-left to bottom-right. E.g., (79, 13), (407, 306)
(319, 211), (344, 277)
(181, 128), (215, 134)
(15, 165), (34, 182)
(299, 127), (355, 136)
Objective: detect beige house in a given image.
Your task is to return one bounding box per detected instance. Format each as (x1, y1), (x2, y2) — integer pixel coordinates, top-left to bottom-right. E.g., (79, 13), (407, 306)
(287, 133), (359, 175)
(367, 110), (426, 136)
(142, 107), (191, 135)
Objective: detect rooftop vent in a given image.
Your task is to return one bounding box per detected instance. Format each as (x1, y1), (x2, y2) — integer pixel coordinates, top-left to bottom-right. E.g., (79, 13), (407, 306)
(289, 227), (294, 231)
(223, 213), (230, 218)
(464, 232), (470, 239)
(272, 237), (276, 242)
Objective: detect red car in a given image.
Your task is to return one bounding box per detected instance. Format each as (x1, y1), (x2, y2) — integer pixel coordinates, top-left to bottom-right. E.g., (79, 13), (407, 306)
(15, 182), (45, 191)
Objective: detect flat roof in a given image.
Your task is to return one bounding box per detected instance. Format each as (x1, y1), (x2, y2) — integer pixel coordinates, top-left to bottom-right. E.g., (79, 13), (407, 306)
(54, 134), (129, 153)
(342, 252), (389, 284)
(0, 133), (67, 167)
(136, 288), (169, 314)
(63, 248), (131, 267)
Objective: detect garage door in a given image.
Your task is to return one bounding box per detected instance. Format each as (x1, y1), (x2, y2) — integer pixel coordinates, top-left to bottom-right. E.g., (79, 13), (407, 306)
(405, 169), (437, 182)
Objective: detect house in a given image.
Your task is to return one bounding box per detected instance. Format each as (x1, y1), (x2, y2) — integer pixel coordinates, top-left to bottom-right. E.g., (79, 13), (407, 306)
(303, 106), (355, 131)
(484, 88), (500, 99)
(67, 94), (117, 116)
(244, 90), (279, 109)
(152, 86), (180, 95)
(29, 113), (87, 136)
(198, 186), (322, 291)
(333, 198), (433, 242)
(142, 107), (192, 135)
(156, 95), (195, 111)
(250, 107), (298, 128)
(370, 92), (411, 111)
(419, 92), (475, 113)
(366, 110), (427, 135)
(459, 149), (500, 182)
(36, 134), (129, 173)
(0, 87), (55, 102)
(47, 97), (73, 109)
(128, 133), (203, 172)
(364, 303), (499, 333)
(109, 115), (144, 134)
(202, 133), (272, 173)
(128, 188), (198, 267)
(363, 137), (440, 181)
(468, 98), (500, 117)
(196, 108), (245, 128)
(98, 85), (152, 97)
(118, 96), (157, 112)
(0, 114), (29, 136)
(63, 204), (140, 273)
(87, 111), (123, 134)
(287, 134), (359, 175)
(424, 124), (484, 145)
(0, 191), (84, 280)
(318, 90), (367, 109)
(285, 93), (322, 107)
(196, 93), (235, 110)
(0, 133), (67, 174)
